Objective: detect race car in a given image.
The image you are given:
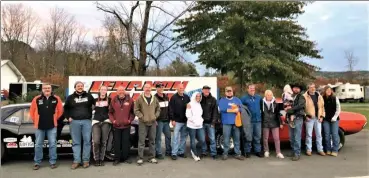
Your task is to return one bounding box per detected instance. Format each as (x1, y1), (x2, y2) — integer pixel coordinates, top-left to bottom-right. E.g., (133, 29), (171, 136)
(1, 103), (146, 163)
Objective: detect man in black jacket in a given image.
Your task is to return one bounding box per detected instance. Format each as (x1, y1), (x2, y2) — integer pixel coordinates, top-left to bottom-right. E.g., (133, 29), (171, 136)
(199, 85), (219, 159)
(285, 83), (306, 161)
(154, 83), (172, 159)
(64, 81), (95, 169)
(169, 84), (190, 160)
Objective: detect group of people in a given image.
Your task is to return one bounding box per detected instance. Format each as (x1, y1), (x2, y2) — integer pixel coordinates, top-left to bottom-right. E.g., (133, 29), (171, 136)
(29, 81), (341, 170)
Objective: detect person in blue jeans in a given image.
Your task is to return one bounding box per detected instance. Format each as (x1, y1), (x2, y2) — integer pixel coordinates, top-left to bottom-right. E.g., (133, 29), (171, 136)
(199, 85), (219, 159)
(29, 84), (63, 170)
(218, 86), (244, 161)
(286, 83), (306, 161)
(241, 84), (263, 158)
(322, 86), (341, 157)
(169, 84), (190, 160)
(154, 83), (172, 159)
(64, 81), (95, 169)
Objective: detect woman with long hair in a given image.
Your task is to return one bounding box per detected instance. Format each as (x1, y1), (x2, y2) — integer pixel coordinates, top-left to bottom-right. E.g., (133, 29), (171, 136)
(322, 86), (341, 157)
(92, 86), (112, 166)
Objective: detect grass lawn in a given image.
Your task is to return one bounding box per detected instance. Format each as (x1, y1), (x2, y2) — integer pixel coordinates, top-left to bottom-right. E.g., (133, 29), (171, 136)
(341, 103), (369, 129)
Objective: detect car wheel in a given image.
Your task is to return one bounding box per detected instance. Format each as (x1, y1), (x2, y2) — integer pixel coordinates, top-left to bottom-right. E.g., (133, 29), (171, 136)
(215, 131), (234, 154)
(338, 129), (345, 151)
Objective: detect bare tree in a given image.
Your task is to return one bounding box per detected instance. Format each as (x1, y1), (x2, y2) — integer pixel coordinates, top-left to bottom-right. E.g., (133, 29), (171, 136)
(344, 49), (358, 81)
(96, 1), (195, 76)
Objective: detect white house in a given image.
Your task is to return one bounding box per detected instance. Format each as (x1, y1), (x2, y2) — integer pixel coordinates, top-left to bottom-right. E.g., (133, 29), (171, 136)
(1, 60), (26, 90)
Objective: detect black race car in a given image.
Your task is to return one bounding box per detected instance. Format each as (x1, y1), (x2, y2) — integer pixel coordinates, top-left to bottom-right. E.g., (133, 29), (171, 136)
(1, 103), (147, 163)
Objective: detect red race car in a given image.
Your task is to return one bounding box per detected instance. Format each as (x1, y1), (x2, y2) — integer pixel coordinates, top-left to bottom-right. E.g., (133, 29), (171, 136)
(214, 100), (367, 153)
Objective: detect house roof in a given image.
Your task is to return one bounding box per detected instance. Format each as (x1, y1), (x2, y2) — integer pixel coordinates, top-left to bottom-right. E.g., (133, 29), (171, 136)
(1, 60), (26, 82)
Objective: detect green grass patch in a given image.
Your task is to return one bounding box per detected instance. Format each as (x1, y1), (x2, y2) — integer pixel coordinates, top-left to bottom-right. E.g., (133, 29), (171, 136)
(341, 103), (369, 129)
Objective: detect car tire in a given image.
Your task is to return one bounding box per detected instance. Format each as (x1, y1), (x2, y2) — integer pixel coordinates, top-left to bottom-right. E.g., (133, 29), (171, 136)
(215, 131), (234, 154)
(338, 129), (345, 151)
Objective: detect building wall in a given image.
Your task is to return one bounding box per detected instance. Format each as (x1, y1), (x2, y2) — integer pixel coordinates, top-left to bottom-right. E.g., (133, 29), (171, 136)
(1, 64), (19, 90)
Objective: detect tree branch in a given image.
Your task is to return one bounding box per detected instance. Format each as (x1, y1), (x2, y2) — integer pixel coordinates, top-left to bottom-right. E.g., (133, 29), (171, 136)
(151, 5), (176, 18)
(146, 27), (172, 45)
(129, 1), (140, 24)
(96, 2), (128, 29)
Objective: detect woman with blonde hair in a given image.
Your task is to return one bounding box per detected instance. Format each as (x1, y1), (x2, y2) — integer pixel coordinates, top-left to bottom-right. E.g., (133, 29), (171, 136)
(322, 86), (341, 157)
(261, 90), (284, 158)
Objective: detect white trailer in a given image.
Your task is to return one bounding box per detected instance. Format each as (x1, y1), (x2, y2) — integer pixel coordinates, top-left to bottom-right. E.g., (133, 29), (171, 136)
(328, 82), (364, 102)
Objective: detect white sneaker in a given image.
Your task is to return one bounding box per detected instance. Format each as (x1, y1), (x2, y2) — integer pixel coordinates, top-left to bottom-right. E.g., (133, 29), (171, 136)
(195, 156), (201, 162)
(264, 151), (270, 158)
(276, 153), (284, 159)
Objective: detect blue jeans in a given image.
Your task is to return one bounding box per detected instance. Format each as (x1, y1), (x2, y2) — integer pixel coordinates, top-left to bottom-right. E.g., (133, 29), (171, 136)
(305, 117), (323, 152)
(155, 121), (172, 156)
(223, 124), (241, 156)
(245, 122), (262, 153)
(171, 122), (188, 156)
(289, 117), (303, 156)
(70, 119), (92, 164)
(323, 120), (340, 152)
(189, 128), (205, 156)
(34, 128), (57, 165)
(202, 124), (217, 156)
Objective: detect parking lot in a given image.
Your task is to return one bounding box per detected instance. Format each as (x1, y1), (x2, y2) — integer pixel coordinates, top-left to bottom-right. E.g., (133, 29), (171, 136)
(1, 130), (368, 178)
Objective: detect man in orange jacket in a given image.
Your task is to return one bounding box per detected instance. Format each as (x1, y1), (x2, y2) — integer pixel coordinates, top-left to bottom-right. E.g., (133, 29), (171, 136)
(30, 83), (63, 170)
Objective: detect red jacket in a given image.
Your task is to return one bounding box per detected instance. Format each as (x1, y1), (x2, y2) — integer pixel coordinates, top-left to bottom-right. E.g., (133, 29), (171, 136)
(108, 95), (135, 129)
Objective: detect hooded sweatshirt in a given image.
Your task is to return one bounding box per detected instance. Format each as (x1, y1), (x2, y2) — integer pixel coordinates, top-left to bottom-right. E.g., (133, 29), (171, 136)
(186, 92), (204, 129)
(261, 97), (282, 128)
(64, 91), (95, 120)
(93, 95), (111, 123)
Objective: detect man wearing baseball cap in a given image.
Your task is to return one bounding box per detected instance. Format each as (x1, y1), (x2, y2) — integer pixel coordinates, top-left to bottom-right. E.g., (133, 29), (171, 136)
(285, 83), (306, 161)
(199, 85), (219, 159)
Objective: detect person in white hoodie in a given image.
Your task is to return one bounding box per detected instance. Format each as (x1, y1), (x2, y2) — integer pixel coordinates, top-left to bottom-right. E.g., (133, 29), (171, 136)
(186, 92), (205, 161)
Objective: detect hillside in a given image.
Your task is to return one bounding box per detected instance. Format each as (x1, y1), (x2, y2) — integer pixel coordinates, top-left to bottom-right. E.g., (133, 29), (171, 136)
(314, 71), (369, 79)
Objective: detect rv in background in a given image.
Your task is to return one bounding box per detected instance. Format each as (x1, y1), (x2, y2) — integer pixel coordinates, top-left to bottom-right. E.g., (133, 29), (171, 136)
(325, 82), (365, 103)
(8, 80), (59, 101)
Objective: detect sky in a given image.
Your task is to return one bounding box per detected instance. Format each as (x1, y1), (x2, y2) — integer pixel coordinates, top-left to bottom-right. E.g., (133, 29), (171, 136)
(2, 1), (369, 74)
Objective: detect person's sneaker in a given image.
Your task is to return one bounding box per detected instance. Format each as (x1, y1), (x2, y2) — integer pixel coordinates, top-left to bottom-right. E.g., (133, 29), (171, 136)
(306, 151), (312, 156)
(318, 151), (326, 156)
(201, 153), (208, 158)
(276, 153), (285, 159)
(326, 151), (332, 155)
(137, 159), (144, 166)
(113, 160), (120, 166)
(50, 164), (57, 169)
(212, 155), (218, 160)
(100, 161), (105, 166)
(331, 152), (338, 157)
(33, 164), (40, 170)
(148, 158), (158, 164)
(222, 155), (228, 160)
(171, 155), (177, 160)
(264, 151), (270, 158)
(165, 153), (171, 157)
(289, 121), (295, 128)
(256, 152), (264, 158)
(234, 155), (245, 160)
(94, 160), (100, 166)
(82, 162), (90, 168)
(245, 153), (251, 158)
(178, 154), (187, 158)
(71, 163), (80, 170)
(291, 155), (300, 161)
(123, 159), (132, 164)
(156, 154), (164, 160)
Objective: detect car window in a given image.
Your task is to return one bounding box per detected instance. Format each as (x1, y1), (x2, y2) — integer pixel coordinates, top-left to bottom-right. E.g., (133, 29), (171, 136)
(23, 109), (34, 124)
(4, 109), (23, 125)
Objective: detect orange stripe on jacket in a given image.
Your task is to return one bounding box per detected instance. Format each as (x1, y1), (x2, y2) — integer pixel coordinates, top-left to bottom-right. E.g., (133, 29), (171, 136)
(29, 95), (64, 129)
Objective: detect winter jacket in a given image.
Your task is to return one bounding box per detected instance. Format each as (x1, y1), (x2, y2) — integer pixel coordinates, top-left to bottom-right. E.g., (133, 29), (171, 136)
(155, 93), (169, 122)
(218, 97), (242, 125)
(287, 93), (306, 118)
(240, 104), (252, 143)
(93, 96), (111, 123)
(134, 93), (161, 126)
(241, 94), (262, 123)
(109, 95), (135, 129)
(186, 92), (204, 129)
(323, 96), (341, 122)
(169, 93), (190, 123)
(30, 93), (63, 129)
(200, 93), (219, 125)
(261, 97), (282, 128)
(304, 91), (325, 119)
(64, 91), (95, 120)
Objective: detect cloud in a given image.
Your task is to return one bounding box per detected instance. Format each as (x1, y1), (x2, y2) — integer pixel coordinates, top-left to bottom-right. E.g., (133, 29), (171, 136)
(320, 15), (331, 21)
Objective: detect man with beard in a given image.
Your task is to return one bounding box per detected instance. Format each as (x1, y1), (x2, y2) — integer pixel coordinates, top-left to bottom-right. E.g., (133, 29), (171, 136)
(64, 81), (95, 169)
(285, 83), (306, 161)
(199, 85), (219, 159)
(154, 83), (172, 160)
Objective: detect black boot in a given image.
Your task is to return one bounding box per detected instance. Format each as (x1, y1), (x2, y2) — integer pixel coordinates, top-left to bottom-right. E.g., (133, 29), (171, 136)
(94, 160), (100, 166)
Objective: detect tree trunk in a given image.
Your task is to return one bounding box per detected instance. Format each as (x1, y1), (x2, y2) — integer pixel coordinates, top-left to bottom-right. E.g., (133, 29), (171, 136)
(138, 1), (152, 76)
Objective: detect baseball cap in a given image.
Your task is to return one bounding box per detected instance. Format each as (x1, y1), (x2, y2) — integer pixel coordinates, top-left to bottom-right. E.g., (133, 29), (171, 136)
(155, 83), (164, 88)
(202, 85), (211, 89)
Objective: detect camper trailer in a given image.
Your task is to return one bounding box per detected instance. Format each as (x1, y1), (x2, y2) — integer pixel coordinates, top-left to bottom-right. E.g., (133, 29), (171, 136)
(327, 82), (364, 102)
(8, 80), (59, 101)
